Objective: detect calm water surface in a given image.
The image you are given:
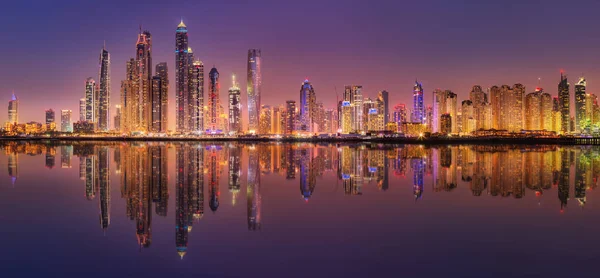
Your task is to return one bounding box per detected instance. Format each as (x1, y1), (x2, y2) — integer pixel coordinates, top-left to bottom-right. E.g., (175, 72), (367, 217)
(1, 142), (599, 278)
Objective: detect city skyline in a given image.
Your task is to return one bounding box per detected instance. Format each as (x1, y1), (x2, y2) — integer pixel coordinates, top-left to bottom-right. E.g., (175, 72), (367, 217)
(3, 1), (600, 129)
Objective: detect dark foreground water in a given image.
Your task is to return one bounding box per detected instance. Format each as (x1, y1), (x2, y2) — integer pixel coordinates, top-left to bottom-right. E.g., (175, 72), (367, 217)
(1, 141), (599, 278)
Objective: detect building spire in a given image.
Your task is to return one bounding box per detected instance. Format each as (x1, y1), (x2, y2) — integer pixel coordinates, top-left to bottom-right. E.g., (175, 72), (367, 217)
(178, 17), (187, 28)
(11, 90), (16, 101)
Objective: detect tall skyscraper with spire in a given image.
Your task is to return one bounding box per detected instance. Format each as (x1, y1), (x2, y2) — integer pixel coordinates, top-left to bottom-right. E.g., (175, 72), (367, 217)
(228, 74), (242, 134)
(207, 67), (220, 133)
(412, 80), (424, 123)
(98, 45), (111, 131)
(175, 20), (189, 133)
(136, 29), (152, 132)
(247, 49), (262, 133)
(558, 72), (570, 133)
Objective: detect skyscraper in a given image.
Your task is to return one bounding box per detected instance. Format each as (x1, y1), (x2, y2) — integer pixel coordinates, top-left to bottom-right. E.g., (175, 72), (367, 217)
(285, 100), (296, 134)
(412, 80), (424, 123)
(119, 58), (137, 133)
(378, 91), (389, 125)
(136, 30), (152, 132)
(61, 110), (72, 132)
(207, 67), (220, 133)
(175, 20), (189, 132)
(114, 105), (121, 132)
(189, 60), (204, 132)
(469, 85), (486, 130)
(575, 77), (587, 133)
(247, 49), (262, 133)
(79, 98), (86, 122)
(97, 46), (111, 131)
(85, 77), (96, 123)
(259, 105), (272, 134)
(151, 62), (168, 133)
(299, 79), (315, 132)
(559, 72), (570, 133)
(45, 109), (55, 125)
(228, 74), (242, 134)
(8, 92), (18, 125)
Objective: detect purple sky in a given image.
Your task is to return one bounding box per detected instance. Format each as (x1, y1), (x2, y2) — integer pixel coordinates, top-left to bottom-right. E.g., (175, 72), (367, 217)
(2, 0), (600, 129)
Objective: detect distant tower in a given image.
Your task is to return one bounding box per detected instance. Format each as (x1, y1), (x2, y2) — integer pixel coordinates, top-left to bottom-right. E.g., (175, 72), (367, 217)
(247, 49), (262, 133)
(45, 109), (55, 125)
(228, 74), (242, 133)
(98, 45), (111, 131)
(79, 98), (86, 122)
(558, 72), (570, 133)
(412, 80), (424, 123)
(379, 90), (389, 125)
(207, 67), (220, 132)
(8, 92), (18, 124)
(114, 105), (121, 132)
(575, 77), (587, 133)
(61, 110), (72, 132)
(175, 20), (189, 132)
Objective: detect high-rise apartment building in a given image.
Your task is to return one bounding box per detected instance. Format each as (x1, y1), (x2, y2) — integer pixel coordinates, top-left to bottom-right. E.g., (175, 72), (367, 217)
(7, 93), (18, 125)
(61, 110), (72, 132)
(412, 80), (424, 123)
(114, 105), (121, 132)
(189, 60), (204, 132)
(85, 77), (96, 123)
(207, 67), (220, 133)
(175, 20), (189, 132)
(136, 30), (152, 132)
(469, 85), (486, 130)
(461, 100), (474, 135)
(285, 100), (296, 134)
(247, 49), (262, 133)
(79, 98), (86, 122)
(558, 72), (570, 133)
(575, 77), (587, 133)
(45, 109), (55, 125)
(228, 74), (242, 134)
(98, 46), (110, 131)
(259, 105), (272, 134)
(299, 79), (315, 132)
(151, 62), (168, 133)
(378, 91), (389, 125)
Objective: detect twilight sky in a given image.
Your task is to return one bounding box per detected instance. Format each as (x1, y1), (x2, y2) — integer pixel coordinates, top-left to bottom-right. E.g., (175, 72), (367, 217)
(2, 0), (600, 130)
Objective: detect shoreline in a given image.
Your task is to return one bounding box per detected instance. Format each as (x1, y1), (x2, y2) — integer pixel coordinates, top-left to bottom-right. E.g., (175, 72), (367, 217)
(0, 135), (597, 145)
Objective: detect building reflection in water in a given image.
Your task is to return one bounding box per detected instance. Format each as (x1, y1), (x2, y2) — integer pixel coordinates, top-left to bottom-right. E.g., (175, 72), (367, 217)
(4, 142), (600, 255)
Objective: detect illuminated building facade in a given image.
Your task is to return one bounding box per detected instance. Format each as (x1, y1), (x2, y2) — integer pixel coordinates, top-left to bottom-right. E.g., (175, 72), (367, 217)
(378, 91), (389, 125)
(461, 100), (474, 135)
(189, 59), (204, 132)
(558, 72), (570, 133)
(411, 80), (425, 123)
(469, 85), (487, 130)
(247, 49), (262, 133)
(60, 110), (72, 132)
(151, 63), (169, 133)
(575, 77), (587, 132)
(79, 99), (86, 122)
(98, 46), (111, 131)
(45, 109), (55, 131)
(207, 67), (220, 133)
(114, 105), (121, 132)
(259, 105), (272, 134)
(440, 113), (452, 135)
(228, 75), (242, 134)
(285, 100), (296, 134)
(85, 77), (96, 124)
(299, 79), (315, 132)
(175, 20), (189, 132)
(136, 30), (152, 132)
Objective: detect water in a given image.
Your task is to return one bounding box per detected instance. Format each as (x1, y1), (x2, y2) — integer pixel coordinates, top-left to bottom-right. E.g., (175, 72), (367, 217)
(1, 141), (599, 278)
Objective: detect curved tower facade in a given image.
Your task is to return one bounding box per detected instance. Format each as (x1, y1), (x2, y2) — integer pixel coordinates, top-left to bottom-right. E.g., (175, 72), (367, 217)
(208, 67), (220, 133)
(247, 49), (262, 133)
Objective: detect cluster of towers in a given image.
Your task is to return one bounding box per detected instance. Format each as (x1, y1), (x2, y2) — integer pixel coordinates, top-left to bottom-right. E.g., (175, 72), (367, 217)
(394, 72), (595, 136)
